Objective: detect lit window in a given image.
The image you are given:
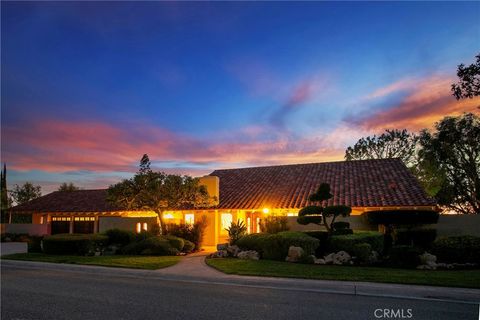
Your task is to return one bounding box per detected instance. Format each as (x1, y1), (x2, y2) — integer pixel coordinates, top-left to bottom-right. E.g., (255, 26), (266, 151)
(142, 223), (148, 231)
(256, 217), (261, 233)
(287, 212), (297, 217)
(221, 213), (232, 234)
(247, 217), (251, 234)
(136, 222), (142, 233)
(185, 213), (195, 225)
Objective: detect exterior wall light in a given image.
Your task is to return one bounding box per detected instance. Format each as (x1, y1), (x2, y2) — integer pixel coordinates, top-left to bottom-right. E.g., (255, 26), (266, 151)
(262, 208), (270, 214)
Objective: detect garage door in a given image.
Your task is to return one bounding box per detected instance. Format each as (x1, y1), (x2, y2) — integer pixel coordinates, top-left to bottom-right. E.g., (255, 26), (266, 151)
(51, 217), (70, 234)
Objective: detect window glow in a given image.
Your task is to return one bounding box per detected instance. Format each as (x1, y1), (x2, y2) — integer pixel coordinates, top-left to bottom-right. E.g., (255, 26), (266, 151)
(256, 217), (261, 233)
(287, 212), (297, 216)
(164, 213), (174, 219)
(221, 213), (233, 234)
(185, 213), (195, 225)
(247, 217), (251, 234)
(136, 222), (141, 233)
(142, 223), (148, 231)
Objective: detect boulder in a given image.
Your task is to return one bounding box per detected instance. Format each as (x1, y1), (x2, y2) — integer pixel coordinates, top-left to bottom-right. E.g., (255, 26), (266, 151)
(332, 251), (351, 265)
(237, 250), (259, 260)
(324, 253), (335, 264)
(210, 250), (228, 258)
(314, 258), (326, 265)
(419, 252), (437, 265)
(285, 246), (304, 263)
(227, 245), (240, 257)
(216, 243), (228, 251)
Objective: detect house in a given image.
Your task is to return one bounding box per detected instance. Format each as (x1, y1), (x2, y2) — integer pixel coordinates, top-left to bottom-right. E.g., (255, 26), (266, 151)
(7, 158), (437, 247)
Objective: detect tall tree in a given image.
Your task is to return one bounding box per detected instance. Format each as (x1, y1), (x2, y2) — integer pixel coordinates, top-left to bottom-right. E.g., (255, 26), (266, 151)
(451, 53), (480, 100)
(0, 164), (10, 222)
(107, 154), (215, 234)
(345, 129), (418, 167)
(418, 113), (480, 214)
(58, 182), (81, 192)
(10, 182), (42, 205)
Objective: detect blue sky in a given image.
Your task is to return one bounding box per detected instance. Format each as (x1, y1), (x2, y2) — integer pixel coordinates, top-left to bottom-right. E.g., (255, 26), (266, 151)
(2, 1), (479, 193)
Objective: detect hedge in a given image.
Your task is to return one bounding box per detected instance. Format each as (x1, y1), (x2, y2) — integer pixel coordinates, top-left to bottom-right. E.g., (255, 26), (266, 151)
(365, 210), (439, 225)
(329, 231), (383, 254)
(394, 228), (437, 249)
(431, 236), (480, 264)
(237, 231), (319, 260)
(303, 231), (330, 256)
(387, 245), (422, 268)
(105, 229), (136, 246)
(122, 236), (179, 256)
(43, 234), (108, 255)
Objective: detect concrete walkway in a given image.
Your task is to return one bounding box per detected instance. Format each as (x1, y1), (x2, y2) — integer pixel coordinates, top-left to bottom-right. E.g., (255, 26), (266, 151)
(156, 251), (228, 278)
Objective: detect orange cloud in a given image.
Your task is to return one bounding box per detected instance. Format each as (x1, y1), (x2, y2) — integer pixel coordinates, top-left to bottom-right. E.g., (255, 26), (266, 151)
(347, 75), (480, 132)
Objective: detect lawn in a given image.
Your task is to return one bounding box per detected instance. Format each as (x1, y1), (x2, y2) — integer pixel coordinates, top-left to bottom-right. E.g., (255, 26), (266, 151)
(2, 253), (181, 270)
(206, 258), (480, 289)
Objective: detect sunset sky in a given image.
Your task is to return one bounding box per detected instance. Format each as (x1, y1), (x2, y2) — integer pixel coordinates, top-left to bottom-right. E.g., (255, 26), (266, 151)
(2, 2), (479, 194)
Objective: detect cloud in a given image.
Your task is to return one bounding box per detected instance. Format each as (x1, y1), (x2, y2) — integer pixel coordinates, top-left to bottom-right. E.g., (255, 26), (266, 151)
(345, 75), (480, 132)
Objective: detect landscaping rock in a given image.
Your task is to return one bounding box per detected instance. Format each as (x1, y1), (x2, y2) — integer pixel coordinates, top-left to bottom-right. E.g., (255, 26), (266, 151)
(332, 251), (351, 265)
(237, 250), (259, 260)
(227, 245), (240, 257)
(419, 252), (437, 265)
(209, 250), (229, 258)
(285, 246), (304, 262)
(314, 258), (326, 265)
(216, 243), (228, 251)
(324, 253), (334, 264)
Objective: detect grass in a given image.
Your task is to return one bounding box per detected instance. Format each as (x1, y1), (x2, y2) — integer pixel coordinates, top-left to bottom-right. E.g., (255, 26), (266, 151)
(2, 253), (181, 270)
(206, 258), (480, 289)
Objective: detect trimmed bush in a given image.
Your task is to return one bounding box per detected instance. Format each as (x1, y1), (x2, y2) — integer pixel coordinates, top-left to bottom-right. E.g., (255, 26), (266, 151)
(365, 210), (439, 225)
(43, 234), (108, 255)
(237, 231), (319, 261)
(332, 221), (350, 230)
(167, 215), (208, 250)
(105, 229), (135, 246)
(135, 231), (154, 242)
(387, 245), (422, 268)
(122, 236), (178, 256)
(28, 236), (43, 253)
(303, 231), (330, 256)
(395, 228), (437, 249)
(165, 235), (185, 251)
(259, 216), (289, 234)
(352, 243), (372, 263)
(182, 240), (195, 253)
(329, 231), (383, 254)
(431, 236), (480, 264)
(332, 229), (353, 236)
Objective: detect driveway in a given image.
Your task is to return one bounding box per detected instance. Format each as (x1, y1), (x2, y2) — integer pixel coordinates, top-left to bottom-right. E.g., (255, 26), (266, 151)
(2, 260), (478, 320)
(0, 242), (28, 255)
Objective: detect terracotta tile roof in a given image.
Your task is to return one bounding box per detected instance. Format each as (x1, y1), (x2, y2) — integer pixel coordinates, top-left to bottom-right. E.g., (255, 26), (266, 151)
(11, 158), (436, 213)
(210, 158), (436, 209)
(10, 189), (121, 213)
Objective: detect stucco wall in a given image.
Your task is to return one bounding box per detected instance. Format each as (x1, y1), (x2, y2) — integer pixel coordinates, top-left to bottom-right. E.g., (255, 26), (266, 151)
(98, 217), (157, 233)
(436, 215), (480, 237)
(287, 216), (376, 232)
(1, 223), (49, 236)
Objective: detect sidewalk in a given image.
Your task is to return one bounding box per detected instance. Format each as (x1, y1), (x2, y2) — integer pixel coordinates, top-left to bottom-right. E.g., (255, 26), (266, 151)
(2, 256), (479, 304)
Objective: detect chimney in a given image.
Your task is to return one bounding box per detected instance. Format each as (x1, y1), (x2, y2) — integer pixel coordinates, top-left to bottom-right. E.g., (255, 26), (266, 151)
(198, 175), (219, 205)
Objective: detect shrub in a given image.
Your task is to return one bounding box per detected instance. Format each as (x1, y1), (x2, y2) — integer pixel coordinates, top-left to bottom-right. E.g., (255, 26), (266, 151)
(182, 240), (195, 253)
(259, 216), (289, 234)
(167, 215), (208, 250)
(135, 230), (154, 242)
(394, 228), (437, 249)
(431, 236), (480, 264)
(365, 210), (439, 225)
(225, 220), (247, 245)
(237, 231), (319, 261)
(387, 245), (422, 268)
(332, 221), (350, 230)
(352, 243), (372, 263)
(331, 229), (353, 236)
(105, 229), (135, 246)
(165, 235), (185, 251)
(122, 236), (178, 256)
(303, 231), (330, 256)
(43, 234), (108, 255)
(28, 236), (43, 253)
(329, 231), (383, 254)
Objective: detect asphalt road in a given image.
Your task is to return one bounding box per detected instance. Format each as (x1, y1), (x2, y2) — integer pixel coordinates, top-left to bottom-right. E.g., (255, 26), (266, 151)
(1, 262), (478, 320)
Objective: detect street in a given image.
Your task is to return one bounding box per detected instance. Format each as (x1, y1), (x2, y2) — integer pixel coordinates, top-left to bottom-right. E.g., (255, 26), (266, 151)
(1, 261), (478, 320)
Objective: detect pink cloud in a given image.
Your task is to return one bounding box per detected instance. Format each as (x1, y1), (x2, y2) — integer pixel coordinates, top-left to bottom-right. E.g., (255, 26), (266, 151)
(347, 75), (480, 132)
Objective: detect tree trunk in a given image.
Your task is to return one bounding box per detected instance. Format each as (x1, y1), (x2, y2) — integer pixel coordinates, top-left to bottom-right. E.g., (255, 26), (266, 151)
(155, 209), (166, 235)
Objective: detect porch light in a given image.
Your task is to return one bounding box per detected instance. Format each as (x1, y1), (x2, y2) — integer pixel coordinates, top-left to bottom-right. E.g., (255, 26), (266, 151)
(262, 208), (270, 214)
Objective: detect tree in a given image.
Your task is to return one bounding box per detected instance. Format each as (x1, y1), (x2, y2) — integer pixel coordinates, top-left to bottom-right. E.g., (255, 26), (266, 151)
(345, 129), (418, 167)
(58, 182), (81, 192)
(297, 183), (351, 232)
(10, 182), (42, 205)
(107, 154), (215, 234)
(451, 53), (480, 100)
(1, 164), (11, 223)
(418, 113), (480, 214)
